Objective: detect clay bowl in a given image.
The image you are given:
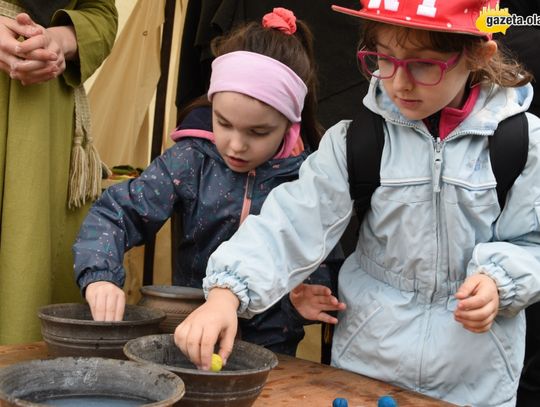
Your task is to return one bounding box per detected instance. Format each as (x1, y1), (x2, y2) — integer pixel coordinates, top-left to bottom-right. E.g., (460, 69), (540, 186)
(124, 334), (278, 407)
(0, 357), (184, 406)
(138, 286), (205, 333)
(38, 303), (166, 359)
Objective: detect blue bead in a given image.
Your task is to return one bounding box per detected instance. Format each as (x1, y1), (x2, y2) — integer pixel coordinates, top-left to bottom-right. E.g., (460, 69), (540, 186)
(378, 395), (398, 407)
(332, 397), (348, 407)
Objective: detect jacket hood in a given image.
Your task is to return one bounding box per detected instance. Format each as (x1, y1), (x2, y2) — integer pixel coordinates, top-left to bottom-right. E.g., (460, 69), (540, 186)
(363, 77), (534, 136)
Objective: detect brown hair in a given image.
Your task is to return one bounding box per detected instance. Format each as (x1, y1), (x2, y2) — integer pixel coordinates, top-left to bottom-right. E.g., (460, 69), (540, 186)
(359, 21), (533, 88)
(179, 19), (322, 150)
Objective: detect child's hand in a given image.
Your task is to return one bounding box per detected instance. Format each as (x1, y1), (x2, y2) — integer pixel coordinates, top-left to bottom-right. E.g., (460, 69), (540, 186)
(289, 283), (346, 324)
(454, 273), (499, 333)
(85, 281), (126, 322)
(174, 288), (239, 370)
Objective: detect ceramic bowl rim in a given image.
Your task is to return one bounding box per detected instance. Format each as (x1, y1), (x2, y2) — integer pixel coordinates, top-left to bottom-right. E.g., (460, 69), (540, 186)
(124, 334), (278, 377)
(38, 303), (166, 327)
(0, 356), (185, 407)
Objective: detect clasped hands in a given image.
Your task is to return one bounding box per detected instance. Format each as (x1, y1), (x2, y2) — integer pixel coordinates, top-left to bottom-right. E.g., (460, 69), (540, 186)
(0, 13), (76, 85)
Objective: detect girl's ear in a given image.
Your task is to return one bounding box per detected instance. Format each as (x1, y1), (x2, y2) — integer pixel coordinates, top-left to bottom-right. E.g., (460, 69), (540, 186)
(479, 40), (498, 64)
(467, 40), (497, 73)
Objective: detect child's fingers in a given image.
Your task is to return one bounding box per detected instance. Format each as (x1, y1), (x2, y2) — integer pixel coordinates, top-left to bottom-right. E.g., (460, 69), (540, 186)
(86, 296), (99, 320)
(290, 284), (305, 295)
(114, 295), (125, 321)
(184, 323), (204, 369)
(104, 293), (120, 321)
(317, 296), (346, 311)
(457, 294), (490, 311)
(316, 295), (337, 306)
(455, 278), (479, 300)
(306, 284), (332, 296)
(317, 312), (339, 325)
(454, 304), (496, 322)
(173, 321), (191, 360)
(455, 316), (494, 333)
(92, 293), (108, 321)
(200, 325), (223, 371)
(217, 327), (236, 367)
(317, 294), (346, 306)
(85, 282), (124, 321)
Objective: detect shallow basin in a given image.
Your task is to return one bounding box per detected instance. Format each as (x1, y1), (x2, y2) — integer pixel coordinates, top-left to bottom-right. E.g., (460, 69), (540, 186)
(124, 334), (278, 407)
(38, 303), (165, 359)
(0, 357), (184, 406)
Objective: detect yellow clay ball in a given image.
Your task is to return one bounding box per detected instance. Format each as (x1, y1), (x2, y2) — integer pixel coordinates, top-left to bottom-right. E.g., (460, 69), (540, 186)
(210, 353), (223, 372)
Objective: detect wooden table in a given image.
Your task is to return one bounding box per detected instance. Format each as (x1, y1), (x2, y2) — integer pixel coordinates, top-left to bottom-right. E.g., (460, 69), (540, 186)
(0, 342), (456, 406)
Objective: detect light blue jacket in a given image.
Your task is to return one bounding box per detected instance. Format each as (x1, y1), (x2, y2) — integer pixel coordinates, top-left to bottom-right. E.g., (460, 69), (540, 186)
(204, 79), (540, 406)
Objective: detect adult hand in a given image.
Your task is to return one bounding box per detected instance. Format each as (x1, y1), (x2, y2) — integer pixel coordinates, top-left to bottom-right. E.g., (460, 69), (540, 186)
(454, 273), (499, 333)
(174, 288), (239, 370)
(8, 13), (78, 85)
(0, 14), (44, 75)
(85, 281), (126, 322)
(289, 283), (346, 324)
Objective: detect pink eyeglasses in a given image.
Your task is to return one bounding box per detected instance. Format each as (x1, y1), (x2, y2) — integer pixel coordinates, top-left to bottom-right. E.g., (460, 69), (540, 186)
(357, 50), (461, 86)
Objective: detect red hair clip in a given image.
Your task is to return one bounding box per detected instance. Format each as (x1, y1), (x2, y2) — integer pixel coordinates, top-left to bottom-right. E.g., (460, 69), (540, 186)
(262, 7), (297, 35)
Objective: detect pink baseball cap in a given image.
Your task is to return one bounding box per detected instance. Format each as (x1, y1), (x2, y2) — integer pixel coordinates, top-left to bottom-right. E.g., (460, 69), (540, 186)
(332, 0), (498, 37)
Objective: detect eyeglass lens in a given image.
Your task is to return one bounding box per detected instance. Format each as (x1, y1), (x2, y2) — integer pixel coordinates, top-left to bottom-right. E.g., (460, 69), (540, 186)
(361, 53), (445, 86)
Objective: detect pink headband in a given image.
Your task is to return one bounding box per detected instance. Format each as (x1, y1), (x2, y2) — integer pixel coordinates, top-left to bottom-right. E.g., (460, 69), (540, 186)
(207, 51), (307, 124)
(207, 51), (307, 159)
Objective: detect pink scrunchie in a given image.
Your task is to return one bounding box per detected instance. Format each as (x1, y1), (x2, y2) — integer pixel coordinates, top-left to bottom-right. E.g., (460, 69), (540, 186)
(262, 7), (297, 35)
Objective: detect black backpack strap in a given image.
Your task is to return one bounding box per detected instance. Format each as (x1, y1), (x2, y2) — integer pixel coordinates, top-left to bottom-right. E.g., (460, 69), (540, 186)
(346, 105), (385, 223)
(489, 112), (528, 210)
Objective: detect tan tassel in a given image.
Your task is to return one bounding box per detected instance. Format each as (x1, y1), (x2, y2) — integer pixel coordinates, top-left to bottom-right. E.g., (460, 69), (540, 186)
(69, 85), (104, 209)
(85, 136), (103, 201)
(68, 125), (88, 209)
(76, 86), (101, 201)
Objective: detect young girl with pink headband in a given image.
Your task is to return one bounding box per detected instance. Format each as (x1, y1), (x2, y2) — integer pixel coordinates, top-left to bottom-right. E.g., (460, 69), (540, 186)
(175, 1), (540, 405)
(73, 8), (340, 356)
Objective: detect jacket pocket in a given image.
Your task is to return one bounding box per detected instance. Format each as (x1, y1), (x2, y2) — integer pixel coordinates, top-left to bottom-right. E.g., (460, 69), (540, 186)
(534, 202), (540, 224)
(447, 295), (519, 384)
(443, 178), (498, 207)
(489, 319), (518, 383)
(336, 294), (382, 361)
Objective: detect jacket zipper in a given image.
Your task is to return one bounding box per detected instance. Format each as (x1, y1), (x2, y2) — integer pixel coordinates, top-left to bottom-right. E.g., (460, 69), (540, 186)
(433, 137), (443, 193)
(432, 137), (443, 300)
(419, 137), (444, 390)
(239, 170), (256, 224)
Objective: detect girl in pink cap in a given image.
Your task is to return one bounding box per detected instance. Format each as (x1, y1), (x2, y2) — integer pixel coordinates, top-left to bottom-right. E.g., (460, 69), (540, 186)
(73, 8), (342, 357)
(175, 1), (540, 405)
